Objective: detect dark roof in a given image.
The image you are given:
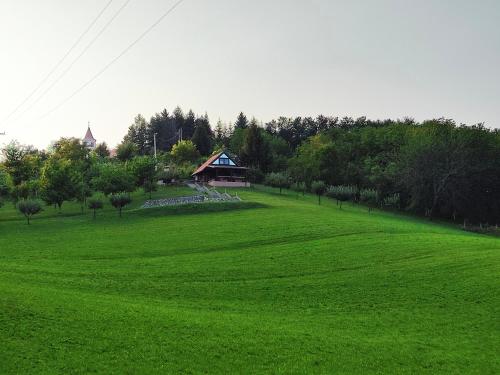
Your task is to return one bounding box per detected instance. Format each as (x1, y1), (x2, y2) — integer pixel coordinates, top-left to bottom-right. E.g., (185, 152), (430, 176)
(192, 151), (247, 175)
(84, 127), (96, 142)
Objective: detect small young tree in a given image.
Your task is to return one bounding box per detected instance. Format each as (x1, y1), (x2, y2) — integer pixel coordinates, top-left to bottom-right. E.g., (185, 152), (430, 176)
(110, 194), (132, 217)
(18, 200), (42, 224)
(88, 199), (104, 219)
(291, 181), (306, 198)
(265, 172), (290, 194)
(311, 180), (326, 205)
(382, 193), (400, 209)
(40, 156), (78, 211)
(359, 188), (379, 212)
(326, 185), (357, 209)
(130, 156), (157, 198)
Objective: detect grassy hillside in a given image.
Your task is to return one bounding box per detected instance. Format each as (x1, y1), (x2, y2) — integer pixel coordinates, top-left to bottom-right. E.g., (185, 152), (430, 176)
(0, 186), (498, 374)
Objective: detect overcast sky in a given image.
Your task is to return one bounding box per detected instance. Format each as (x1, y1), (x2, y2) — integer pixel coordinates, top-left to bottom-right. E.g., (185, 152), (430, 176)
(0, 0), (499, 149)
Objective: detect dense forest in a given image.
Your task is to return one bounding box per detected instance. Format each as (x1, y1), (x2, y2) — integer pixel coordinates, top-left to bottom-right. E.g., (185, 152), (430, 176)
(1, 106), (499, 227)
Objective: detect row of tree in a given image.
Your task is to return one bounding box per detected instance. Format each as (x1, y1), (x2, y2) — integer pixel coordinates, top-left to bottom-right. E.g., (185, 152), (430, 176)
(1, 107), (499, 226)
(119, 108), (500, 225)
(0, 138), (160, 222)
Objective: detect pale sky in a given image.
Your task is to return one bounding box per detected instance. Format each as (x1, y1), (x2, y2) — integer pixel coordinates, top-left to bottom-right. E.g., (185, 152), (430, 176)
(0, 0), (499, 149)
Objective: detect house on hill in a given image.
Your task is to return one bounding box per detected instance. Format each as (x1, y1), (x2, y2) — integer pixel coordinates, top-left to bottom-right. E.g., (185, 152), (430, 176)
(83, 126), (96, 149)
(192, 151), (249, 187)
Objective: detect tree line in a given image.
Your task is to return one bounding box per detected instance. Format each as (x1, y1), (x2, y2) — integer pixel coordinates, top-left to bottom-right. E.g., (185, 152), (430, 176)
(1, 106), (499, 226)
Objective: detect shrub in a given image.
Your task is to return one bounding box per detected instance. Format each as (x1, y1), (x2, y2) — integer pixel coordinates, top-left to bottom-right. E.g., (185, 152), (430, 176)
(0, 169), (12, 199)
(110, 194), (132, 217)
(18, 200), (42, 224)
(291, 181), (306, 197)
(88, 199), (104, 219)
(92, 163), (135, 196)
(359, 188), (379, 212)
(170, 140), (200, 164)
(246, 168), (264, 184)
(326, 185), (357, 208)
(264, 172), (290, 194)
(311, 180), (326, 205)
(382, 193), (400, 209)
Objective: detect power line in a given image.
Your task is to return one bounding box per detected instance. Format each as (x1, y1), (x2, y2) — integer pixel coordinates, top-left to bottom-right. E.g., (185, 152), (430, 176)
(39, 0), (186, 121)
(13, 0), (131, 123)
(1, 0), (114, 124)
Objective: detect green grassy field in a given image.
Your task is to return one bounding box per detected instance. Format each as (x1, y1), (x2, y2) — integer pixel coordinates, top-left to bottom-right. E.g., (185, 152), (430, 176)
(0, 185), (498, 374)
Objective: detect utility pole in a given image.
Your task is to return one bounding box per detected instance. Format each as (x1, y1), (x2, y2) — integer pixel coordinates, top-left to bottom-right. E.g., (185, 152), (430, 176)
(153, 132), (158, 171)
(153, 132), (157, 159)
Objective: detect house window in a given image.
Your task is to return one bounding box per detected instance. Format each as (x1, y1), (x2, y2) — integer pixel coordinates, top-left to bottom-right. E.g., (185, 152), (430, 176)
(219, 157), (230, 165)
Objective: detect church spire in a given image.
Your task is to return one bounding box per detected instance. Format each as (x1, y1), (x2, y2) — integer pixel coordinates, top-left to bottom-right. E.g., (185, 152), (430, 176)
(83, 122), (96, 148)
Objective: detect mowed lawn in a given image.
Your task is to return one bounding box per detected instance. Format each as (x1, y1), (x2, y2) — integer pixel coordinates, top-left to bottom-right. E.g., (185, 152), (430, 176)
(0, 186), (498, 374)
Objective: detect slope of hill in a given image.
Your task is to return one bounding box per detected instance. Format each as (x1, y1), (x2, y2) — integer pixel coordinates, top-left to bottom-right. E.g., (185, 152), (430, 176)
(0, 186), (498, 374)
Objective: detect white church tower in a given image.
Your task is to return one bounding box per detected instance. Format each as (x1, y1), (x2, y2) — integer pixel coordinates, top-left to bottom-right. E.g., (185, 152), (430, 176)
(83, 123), (96, 149)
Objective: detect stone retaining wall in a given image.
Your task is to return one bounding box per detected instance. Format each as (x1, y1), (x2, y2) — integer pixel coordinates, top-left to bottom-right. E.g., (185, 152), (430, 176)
(141, 194), (241, 209)
(141, 195), (205, 209)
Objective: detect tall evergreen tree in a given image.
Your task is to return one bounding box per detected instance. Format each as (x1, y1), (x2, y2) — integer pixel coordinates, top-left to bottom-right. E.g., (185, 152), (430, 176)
(183, 110), (196, 140)
(192, 114), (214, 156)
(149, 109), (178, 152)
(235, 112), (249, 130)
(173, 107), (186, 140)
(241, 119), (271, 170)
(124, 114), (150, 155)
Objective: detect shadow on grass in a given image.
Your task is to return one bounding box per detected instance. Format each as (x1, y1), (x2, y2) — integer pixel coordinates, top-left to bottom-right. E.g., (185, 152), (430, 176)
(130, 201), (268, 219)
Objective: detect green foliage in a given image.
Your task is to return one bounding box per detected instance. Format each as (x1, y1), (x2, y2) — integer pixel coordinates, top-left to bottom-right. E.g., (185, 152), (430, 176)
(288, 135), (327, 189)
(241, 119), (271, 170)
(52, 137), (89, 163)
(234, 112), (248, 130)
(0, 169), (13, 199)
(179, 108), (195, 140)
(40, 156), (79, 210)
(94, 142), (110, 158)
(149, 109), (178, 152)
(109, 193), (132, 217)
(382, 193), (400, 208)
(229, 127), (246, 157)
(246, 168), (264, 184)
(17, 199), (42, 224)
(311, 180), (326, 205)
(1, 141), (31, 186)
(123, 114), (150, 155)
(170, 140), (200, 164)
(92, 163), (135, 196)
(264, 172), (290, 194)
(191, 114), (214, 156)
(130, 156), (158, 198)
(116, 142), (138, 162)
(291, 181), (306, 196)
(327, 185), (358, 208)
(359, 188), (379, 211)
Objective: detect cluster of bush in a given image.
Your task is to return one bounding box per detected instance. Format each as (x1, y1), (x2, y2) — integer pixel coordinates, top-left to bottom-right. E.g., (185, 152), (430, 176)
(264, 171), (401, 211)
(14, 194), (132, 224)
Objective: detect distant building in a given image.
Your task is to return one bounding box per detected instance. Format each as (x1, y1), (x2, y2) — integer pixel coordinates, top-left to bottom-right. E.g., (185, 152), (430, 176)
(83, 126), (96, 149)
(192, 150), (249, 187)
